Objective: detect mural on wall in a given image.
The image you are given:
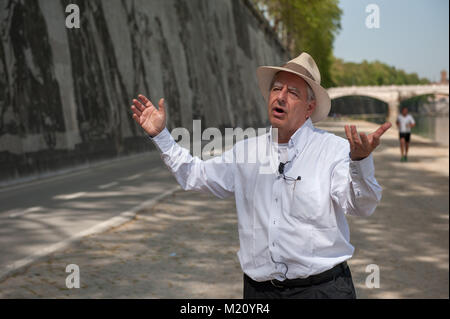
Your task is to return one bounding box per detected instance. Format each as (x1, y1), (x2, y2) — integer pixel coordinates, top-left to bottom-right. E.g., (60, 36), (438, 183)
(154, 16), (182, 130)
(121, 0), (152, 105)
(0, 23), (8, 136)
(1, 0), (65, 150)
(174, 0), (204, 125)
(61, 0), (132, 154)
(0, 0), (288, 183)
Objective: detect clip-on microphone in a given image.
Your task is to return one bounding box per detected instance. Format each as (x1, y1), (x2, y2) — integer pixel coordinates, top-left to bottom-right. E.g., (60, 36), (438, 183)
(278, 161), (301, 182)
(278, 162), (287, 175)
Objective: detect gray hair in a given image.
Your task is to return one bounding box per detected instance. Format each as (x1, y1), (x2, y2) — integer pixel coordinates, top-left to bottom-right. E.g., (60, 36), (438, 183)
(270, 72), (316, 102)
(306, 84), (315, 102)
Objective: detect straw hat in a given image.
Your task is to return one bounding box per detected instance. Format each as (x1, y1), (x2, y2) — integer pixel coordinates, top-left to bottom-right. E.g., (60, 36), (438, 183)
(256, 52), (331, 123)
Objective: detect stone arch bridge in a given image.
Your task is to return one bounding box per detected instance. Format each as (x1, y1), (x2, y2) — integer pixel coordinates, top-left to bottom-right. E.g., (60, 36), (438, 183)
(327, 84), (449, 124)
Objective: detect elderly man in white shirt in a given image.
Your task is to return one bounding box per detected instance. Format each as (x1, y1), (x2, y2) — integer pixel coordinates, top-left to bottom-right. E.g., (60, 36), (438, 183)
(130, 52), (392, 299)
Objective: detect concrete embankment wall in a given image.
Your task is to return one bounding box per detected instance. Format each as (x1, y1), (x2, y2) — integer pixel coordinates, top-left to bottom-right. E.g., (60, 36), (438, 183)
(0, 0), (288, 184)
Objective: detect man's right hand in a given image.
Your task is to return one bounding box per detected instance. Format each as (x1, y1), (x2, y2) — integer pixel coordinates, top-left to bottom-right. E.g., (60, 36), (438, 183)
(131, 94), (166, 137)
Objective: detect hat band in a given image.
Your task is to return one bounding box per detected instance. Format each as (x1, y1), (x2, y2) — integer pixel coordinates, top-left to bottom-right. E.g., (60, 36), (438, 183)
(282, 62), (316, 83)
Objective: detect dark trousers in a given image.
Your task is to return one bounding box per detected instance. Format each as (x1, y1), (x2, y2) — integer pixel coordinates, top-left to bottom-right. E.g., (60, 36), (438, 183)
(243, 263), (357, 299)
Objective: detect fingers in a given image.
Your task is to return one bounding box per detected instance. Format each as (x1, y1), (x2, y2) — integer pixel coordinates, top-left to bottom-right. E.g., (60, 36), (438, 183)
(350, 125), (362, 146)
(130, 105), (142, 117)
(346, 122), (391, 160)
(360, 132), (371, 149)
(383, 122), (392, 130)
(132, 114), (140, 125)
(370, 122), (392, 146)
(138, 94), (154, 109)
(158, 98), (165, 114)
(344, 125), (354, 150)
(133, 94), (157, 115)
(373, 122), (392, 139)
(130, 94), (158, 124)
(132, 98), (145, 112)
(346, 124), (369, 149)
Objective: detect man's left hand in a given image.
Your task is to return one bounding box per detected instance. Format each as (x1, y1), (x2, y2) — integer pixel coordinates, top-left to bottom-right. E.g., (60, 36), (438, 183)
(345, 122), (392, 161)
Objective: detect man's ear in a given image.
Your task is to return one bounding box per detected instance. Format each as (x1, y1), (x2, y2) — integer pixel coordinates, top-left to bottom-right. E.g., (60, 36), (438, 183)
(307, 100), (317, 116)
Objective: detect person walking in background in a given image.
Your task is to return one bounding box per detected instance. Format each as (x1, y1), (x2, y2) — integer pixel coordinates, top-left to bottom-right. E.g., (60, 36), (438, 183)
(396, 106), (416, 162)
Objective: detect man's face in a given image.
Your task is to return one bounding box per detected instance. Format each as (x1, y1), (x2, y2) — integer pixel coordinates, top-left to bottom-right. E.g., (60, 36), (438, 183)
(268, 72), (316, 132)
(401, 108), (408, 116)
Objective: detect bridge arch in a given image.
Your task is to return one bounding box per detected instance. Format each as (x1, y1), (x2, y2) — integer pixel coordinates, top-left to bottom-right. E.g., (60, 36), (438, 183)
(327, 84), (449, 124)
(329, 92), (390, 104)
(330, 95), (389, 123)
(400, 93), (449, 115)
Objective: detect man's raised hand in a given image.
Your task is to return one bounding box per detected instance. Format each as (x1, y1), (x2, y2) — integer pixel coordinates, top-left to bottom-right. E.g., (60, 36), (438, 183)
(131, 95), (166, 137)
(345, 122), (392, 161)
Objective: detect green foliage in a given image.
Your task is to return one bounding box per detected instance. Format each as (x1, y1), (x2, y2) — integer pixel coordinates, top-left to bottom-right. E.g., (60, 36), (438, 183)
(252, 0), (342, 88)
(330, 57), (431, 87)
(251, 1), (429, 87)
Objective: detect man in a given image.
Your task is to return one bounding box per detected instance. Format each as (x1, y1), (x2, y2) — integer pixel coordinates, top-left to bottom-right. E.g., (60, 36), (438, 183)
(396, 106), (416, 162)
(130, 52), (392, 299)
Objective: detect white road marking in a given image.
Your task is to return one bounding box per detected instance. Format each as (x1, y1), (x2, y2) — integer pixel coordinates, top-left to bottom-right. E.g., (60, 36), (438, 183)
(120, 173), (143, 181)
(98, 182), (118, 189)
(54, 192), (86, 200)
(0, 185), (181, 282)
(8, 206), (44, 219)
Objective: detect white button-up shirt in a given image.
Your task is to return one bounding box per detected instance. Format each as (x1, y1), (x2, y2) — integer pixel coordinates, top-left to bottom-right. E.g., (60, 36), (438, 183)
(151, 118), (382, 282)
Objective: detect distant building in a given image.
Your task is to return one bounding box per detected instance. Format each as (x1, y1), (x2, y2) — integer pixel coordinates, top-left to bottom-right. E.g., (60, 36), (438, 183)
(432, 70), (449, 102)
(440, 70), (449, 84)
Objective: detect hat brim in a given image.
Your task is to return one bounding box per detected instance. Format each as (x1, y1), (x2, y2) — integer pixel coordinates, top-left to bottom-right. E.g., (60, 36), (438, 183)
(256, 66), (331, 123)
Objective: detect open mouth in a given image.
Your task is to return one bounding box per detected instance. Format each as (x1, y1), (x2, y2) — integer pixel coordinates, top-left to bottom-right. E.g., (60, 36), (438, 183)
(273, 107), (285, 116)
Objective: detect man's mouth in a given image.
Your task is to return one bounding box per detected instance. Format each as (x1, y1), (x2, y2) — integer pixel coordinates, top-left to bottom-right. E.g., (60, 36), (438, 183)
(273, 106), (286, 116)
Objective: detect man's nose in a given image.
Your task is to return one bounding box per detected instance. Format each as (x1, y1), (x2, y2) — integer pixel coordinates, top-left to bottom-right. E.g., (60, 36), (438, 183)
(276, 86), (288, 105)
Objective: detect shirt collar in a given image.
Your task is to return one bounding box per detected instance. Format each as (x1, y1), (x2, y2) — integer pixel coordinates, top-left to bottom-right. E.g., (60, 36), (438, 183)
(268, 118), (315, 155)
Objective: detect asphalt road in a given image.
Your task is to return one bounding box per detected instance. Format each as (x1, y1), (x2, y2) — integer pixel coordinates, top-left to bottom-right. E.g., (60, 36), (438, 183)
(0, 151), (178, 272)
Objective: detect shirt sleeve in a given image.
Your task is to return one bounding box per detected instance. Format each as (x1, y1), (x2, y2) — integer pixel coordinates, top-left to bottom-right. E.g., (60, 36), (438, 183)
(149, 128), (235, 199)
(330, 141), (382, 217)
(409, 115), (415, 125)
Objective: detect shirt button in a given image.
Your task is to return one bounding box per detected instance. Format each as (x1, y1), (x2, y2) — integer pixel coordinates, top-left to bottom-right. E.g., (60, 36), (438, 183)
(275, 198), (278, 202)
(272, 242), (275, 247)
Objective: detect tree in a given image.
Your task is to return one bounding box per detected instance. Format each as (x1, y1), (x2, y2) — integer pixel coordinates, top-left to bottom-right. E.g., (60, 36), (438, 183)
(330, 57), (430, 87)
(252, 0), (342, 88)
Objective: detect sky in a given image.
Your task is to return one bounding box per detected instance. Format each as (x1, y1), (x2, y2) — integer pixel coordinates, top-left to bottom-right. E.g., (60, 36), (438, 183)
(333, 0), (449, 82)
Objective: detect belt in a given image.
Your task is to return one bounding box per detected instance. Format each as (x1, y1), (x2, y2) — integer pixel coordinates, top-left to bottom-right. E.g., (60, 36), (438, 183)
(246, 262), (349, 289)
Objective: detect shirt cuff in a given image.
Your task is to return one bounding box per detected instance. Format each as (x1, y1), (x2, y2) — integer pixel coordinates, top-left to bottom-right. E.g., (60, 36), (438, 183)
(349, 153), (375, 179)
(148, 128), (175, 153)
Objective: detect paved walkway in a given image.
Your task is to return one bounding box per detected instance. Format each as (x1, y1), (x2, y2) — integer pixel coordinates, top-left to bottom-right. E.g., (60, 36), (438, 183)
(0, 151), (177, 274)
(0, 119), (448, 298)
